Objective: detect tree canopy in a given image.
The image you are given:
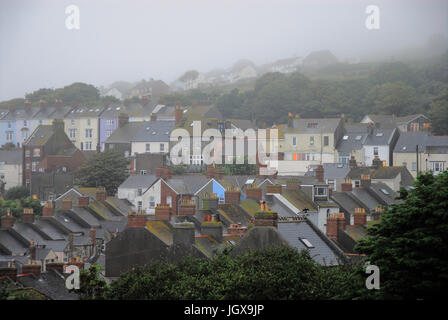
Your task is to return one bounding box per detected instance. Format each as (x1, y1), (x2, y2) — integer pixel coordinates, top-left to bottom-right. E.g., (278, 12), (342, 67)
(356, 171), (448, 299)
(75, 149), (129, 196)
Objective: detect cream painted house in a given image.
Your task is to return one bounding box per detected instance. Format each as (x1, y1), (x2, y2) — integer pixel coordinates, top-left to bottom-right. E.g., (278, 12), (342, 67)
(64, 106), (104, 151)
(393, 132), (448, 178)
(278, 118), (344, 174)
(0, 149), (22, 190)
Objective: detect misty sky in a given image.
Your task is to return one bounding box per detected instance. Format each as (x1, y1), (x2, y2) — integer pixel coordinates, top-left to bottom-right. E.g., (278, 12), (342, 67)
(0, 0), (447, 101)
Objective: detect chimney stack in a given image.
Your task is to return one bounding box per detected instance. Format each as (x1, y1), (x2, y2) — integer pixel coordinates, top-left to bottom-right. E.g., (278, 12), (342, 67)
(202, 194), (219, 210)
(175, 105), (183, 125)
(225, 187), (241, 204)
(206, 166), (223, 179)
(360, 174), (371, 188)
(24, 100), (32, 110)
(126, 212), (148, 227)
(29, 240), (37, 261)
(201, 220), (223, 243)
(118, 113), (129, 128)
(141, 96), (149, 106)
(266, 184), (282, 194)
(372, 156), (383, 169)
(61, 198), (73, 211)
(315, 165), (324, 183)
(89, 227), (96, 256)
(22, 208), (35, 224)
(155, 204), (171, 221)
(287, 112), (293, 128)
(0, 263), (17, 280)
(173, 222), (195, 245)
(96, 187), (107, 201)
(326, 212), (345, 241)
(22, 263), (41, 278)
(1, 208), (14, 228)
(354, 208), (367, 225)
(78, 196), (89, 207)
(52, 119), (65, 133)
(55, 99), (63, 108)
(246, 186), (262, 201)
(178, 199), (196, 215)
(349, 156), (357, 168)
(341, 178), (352, 192)
(150, 113), (157, 121)
(43, 202), (54, 217)
(156, 166), (172, 179)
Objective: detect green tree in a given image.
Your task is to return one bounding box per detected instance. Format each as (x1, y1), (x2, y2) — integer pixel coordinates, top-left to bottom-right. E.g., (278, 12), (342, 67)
(356, 171), (448, 299)
(429, 88), (448, 135)
(364, 81), (418, 115)
(74, 265), (108, 300)
(103, 246), (373, 300)
(75, 149), (129, 196)
(4, 186), (30, 200)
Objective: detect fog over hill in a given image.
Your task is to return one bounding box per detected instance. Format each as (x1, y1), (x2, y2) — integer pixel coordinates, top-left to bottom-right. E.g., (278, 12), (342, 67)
(0, 0), (447, 101)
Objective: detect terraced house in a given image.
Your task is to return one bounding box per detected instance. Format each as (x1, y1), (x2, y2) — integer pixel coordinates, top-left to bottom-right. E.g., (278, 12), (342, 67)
(64, 106), (104, 151)
(278, 116), (344, 174)
(0, 103), (40, 148)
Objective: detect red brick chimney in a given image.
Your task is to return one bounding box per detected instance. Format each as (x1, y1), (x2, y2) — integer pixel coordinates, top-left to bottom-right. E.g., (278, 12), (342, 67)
(22, 263), (41, 277)
(29, 240), (37, 261)
(46, 263), (64, 274)
(156, 166), (172, 179)
(96, 187), (107, 201)
(178, 199), (196, 215)
(61, 198), (72, 211)
(126, 213), (148, 228)
(341, 179), (352, 192)
(225, 187), (241, 204)
(43, 202), (54, 217)
(206, 166), (223, 179)
(89, 228), (96, 256)
(246, 186), (262, 201)
(25, 100), (34, 112)
(326, 213), (345, 241)
(360, 174), (371, 188)
(155, 204), (171, 221)
(22, 208), (34, 224)
(175, 105), (183, 125)
(1, 209), (14, 228)
(118, 113), (129, 128)
(315, 165), (324, 183)
(7, 104), (15, 112)
(78, 196), (89, 207)
(227, 223), (248, 236)
(354, 208), (367, 225)
(349, 156), (357, 168)
(266, 184), (282, 194)
(55, 99), (63, 108)
(0, 263), (17, 280)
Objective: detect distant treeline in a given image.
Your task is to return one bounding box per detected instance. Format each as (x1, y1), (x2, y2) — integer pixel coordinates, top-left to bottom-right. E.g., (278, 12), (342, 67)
(162, 51), (448, 135)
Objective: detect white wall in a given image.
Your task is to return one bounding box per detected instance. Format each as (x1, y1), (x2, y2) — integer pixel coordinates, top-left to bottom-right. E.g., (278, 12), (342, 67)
(363, 145), (389, 166)
(141, 180), (162, 214)
(275, 160), (321, 176)
(0, 164), (22, 189)
(131, 142), (169, 156)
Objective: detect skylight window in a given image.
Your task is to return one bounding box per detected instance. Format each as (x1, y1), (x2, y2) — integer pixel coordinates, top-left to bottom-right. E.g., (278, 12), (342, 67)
(380, 188), (389, 195)
(343, 135), (348, 140)
(299, 238), (314, 248)
(355, 135), (362, 140)
(245, 178), (255, 185)
(376, 132), (383, 137)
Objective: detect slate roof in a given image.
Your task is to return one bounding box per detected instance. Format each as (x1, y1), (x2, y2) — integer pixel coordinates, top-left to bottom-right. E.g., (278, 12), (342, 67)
(16, 270), (78, 300)
(12, 222), (49, 246)
(278, 221), (341, 266)
(0, 230), (28, 255)
(288, 118), (342, 133)
(105, 122), (145, 144)
(0, 150), (22, 164)
(164, 175), (210, 195)
(363, 128), (397, 146)
(331, 192), (362, 215)
(119, 174), (157, 189)
(368, 182), (400, 206)
(133, 121), (174, 142)
(33, 219), (67, 240)
(307, 163), (351, 180)
(229, 119), (257, 131)
(25, 125), (54, 146)
(347, 167), (375, 180)
(394, 132), (429, 153)
(350, 188), (380, 212)
(336, 132), (367, 151)
(1, 107), (41, 120)
(66, 106), (104, 118)
(366, 114), (429, 126)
